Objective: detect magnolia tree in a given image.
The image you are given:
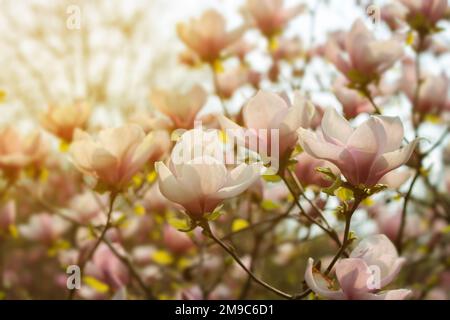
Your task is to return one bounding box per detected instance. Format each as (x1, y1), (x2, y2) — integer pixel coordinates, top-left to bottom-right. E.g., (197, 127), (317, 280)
(0, 0), (449, 300)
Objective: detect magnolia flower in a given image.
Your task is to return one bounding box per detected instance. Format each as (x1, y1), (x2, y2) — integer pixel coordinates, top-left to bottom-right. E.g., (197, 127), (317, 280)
(0, 201), (15, 236)
(294, 152), (339, 188)
(400, 59), (449, 115)
(305, 234), (411, 300)
(215, 67), (250, 99)
(19, 213), (69, 245)
(163, 225), (194, 254)
(381, 2), (408, 30)
(220, 91), (315, 161)
(40, 101), (90, 142)
(156, 128), (261, 220)
(325, 19), (403, 85)
(243, 0), (305, 38)
(177, 10), (245, 63)
(85, 243), (129, 289)
(298, 108), (418, 187)
(150, 85), (207, 129)
(69, 124), (163, 191)
(400, 0), (448, 30)
(68, 192), (106, 225)
(0, 127), (47, 179)
(333, 81), (374, 119)
(375, 209), (422, 242)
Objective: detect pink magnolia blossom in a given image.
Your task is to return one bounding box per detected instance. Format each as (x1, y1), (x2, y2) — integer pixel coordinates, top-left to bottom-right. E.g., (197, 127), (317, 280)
(375, 209), (422, 242)
(294, 152), (339, 188)
(400, 58), (449, 115)
(177, 10), (245, 63)
(0, 127), (47, 179)
(381, 3), (408, 30)
(68, 192), (106, 225)
(400, 0), (448, 29)
(325, 19), (403, 85)
(40, 101), (90, 142)
(298, 108), (418, 187)
(19, 213), (69, 245)
(69, 124), (163, 191)
(163, 225), (194, 254)
(156, 128), (261, 220)
(150, 85), (207, 129)
(305, 234), (411, 300)
(333, 81), (374, 119)
(220, 90), (315, 161)
(243, 0), (305, 38)
(215, 67), (251, 99)
(85, 243), (129, 289)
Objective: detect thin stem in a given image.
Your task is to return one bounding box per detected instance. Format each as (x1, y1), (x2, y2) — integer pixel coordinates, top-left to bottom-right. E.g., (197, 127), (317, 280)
(363, 89), (382, 115)
(281, 173), (342, 247)
(395, 170), (420, 253)
(201, 221), (292, 299)
(68, 191), (118, 299)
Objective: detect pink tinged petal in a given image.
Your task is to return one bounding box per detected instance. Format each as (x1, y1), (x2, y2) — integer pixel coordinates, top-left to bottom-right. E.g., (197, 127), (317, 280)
(243, 91), (288, 130)
(346, 20), (375, 73)
(156, 162), (201, 212)
(350, 234), (404, 287)
(90, 148), (119, 186)
(321, 108), (353, 145)
(297, 128), (346, 166)
(179, 157), (228, 198)
(98, 124), (144, 159)
(325, 41), (352, 75)
(128, 132), (158, 171)
(366, 40), (403, 74)
(373, 116), (404, 152)
(335, 258), (372, 299)
(371, 139), (419, 182)
(69, 138), (97, 174)
(304, 258), (345, 300)
(378, 169), (411, 189)
(346, 117), (387, 154)
(279, 92), (315, 132)
(216, 163), (261, 199)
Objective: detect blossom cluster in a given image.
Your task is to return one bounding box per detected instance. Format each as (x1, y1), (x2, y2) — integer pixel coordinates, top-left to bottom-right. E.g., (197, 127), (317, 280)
(0, 0), (449, 300)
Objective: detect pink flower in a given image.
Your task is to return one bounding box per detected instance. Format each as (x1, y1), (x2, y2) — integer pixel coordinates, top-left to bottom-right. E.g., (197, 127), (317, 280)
(333, 81), (374, 119)
(150, 85), (207, 129)
(68, 192), (105, 224)
(400, 0), (448, 30)
(325, 19), (403, 85)
(305, 234), (411, 300)
(0, 127), (47, 179)
(177, 10), (245, 63)
(243, 0), (305, 38)
(220, 91), (315, 160)
(294, 152), (339, 188)
(163, 225), (194, 254)
(156, 128), (261, 220)
(400, 58), (449, 115)
(85, 243), (129, 289)
(381, 3), (408, 30)
(374, 209), (422, 242)
(298, 108), (418, 187)
(215, 67), (250, 99)
(19, 213), (69, 245)
(69, 124), (163, 191)
(40, 101), (90, 142)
